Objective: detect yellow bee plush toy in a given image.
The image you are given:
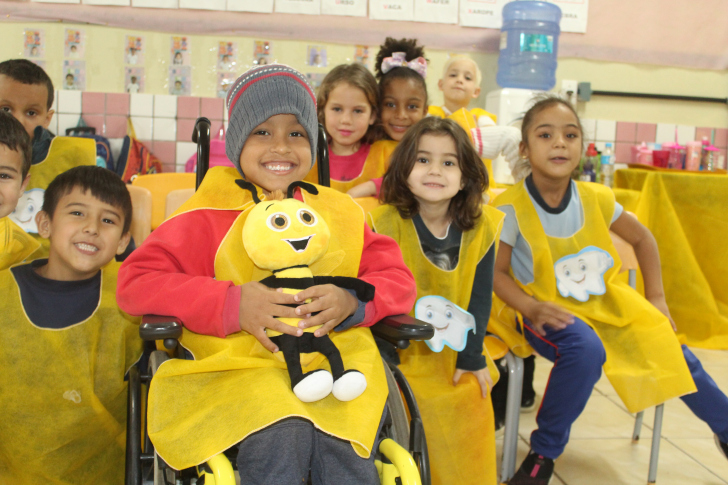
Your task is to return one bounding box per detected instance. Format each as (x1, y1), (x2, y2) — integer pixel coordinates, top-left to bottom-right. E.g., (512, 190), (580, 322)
(239, 180), (372, 403)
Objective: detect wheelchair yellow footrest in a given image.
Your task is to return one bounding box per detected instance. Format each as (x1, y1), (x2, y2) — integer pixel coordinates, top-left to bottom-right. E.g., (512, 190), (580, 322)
(196, 453), (236, 485)
(378, 438), (422, 485)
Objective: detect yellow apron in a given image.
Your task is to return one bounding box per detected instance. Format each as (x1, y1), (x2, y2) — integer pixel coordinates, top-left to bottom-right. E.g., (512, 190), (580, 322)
(368, 204), (503, 485)
(0, 262), (142, 484)
(305, 140), (399, 193)
(494, 181), (696, 413)
(0, 217), (40, 271)
(428, 106), (496, 201)
(148, 166), (388, 470)
(9, 136), (96, 259)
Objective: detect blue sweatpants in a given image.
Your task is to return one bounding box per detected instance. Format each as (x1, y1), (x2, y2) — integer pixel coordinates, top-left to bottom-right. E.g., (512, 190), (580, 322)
(523, 317), (728, 459)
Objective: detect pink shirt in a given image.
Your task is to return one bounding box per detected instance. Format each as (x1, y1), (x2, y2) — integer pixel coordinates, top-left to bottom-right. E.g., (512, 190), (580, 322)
(329, 143), (371, 182)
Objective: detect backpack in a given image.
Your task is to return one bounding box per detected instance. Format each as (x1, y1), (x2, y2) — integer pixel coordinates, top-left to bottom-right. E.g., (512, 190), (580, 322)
(116, 118), (163, 183)
(66, 123), (115, 172)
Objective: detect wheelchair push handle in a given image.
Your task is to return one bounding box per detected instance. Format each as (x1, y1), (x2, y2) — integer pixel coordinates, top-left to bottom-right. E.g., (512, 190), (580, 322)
(192, 117), (211, 190)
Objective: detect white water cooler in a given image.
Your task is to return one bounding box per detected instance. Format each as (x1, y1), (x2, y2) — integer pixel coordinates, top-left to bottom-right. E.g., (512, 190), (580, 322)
(485, 88), (544, 184)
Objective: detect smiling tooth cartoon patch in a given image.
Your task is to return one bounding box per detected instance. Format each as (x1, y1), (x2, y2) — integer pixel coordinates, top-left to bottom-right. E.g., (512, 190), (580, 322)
(415, 295), (475, 352)
(554, 246), (614, 302)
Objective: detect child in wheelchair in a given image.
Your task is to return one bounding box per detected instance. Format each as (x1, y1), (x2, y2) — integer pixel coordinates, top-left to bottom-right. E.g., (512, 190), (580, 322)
(0, 165), (142, 483)
(117, 64), (417, 484)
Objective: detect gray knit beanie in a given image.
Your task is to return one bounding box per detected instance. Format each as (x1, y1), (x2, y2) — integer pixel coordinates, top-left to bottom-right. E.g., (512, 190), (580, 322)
(225, 64), (318, 176)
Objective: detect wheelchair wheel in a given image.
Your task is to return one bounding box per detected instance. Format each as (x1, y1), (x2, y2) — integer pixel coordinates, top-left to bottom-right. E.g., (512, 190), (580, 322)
(384, 361), (409, 448)
(147, 351), (176, 485)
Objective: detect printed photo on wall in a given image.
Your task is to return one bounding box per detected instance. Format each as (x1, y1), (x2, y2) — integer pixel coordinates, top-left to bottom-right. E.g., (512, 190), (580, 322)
(218, 42), (238, 71)
(63, 60), (86, 91)
(306, 73), (326, 93)
(217, 72), (237, 99)
(24, 30), (45, 58)
(354, 45), (370, 67)
(253, 40), (272, 66)
(169, 66), (191, 96)
(126, 36), (144, 65)
(171, 36), (190, 66)
(307, 46), (327, 67)
(125, 67), (145, 94)
(65, 29), (85, 59)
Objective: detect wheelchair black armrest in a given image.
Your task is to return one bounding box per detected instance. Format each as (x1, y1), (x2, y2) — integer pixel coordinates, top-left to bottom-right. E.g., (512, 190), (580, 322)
(371, 315), (434, 350)
(140, 315), (183, 351)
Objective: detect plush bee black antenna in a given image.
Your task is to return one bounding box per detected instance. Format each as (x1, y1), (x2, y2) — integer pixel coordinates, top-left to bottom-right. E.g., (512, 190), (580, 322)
(286, 181), (319, 199)
(235, 179), (261, 204)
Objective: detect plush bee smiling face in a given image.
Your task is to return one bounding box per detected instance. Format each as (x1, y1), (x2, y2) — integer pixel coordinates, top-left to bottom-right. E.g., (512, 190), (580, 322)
(242, 197), (331, 271)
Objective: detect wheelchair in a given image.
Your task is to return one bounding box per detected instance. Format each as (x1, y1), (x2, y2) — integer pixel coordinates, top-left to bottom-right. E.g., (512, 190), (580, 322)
(125, 118), (434, 485)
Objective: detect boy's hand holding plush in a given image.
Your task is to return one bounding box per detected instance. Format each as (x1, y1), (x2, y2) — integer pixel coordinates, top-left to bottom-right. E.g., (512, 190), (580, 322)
(238, 281), (303, 353)
(295, 284), (359, 337)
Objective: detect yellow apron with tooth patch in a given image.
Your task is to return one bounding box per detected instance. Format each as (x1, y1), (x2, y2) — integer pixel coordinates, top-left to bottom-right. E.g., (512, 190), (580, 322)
(305, 140), (398, 193)
(9, 136), (96, 258)
(0, 262), (142, 484)
(368, 204), (503, 485)
(495, 181), (696, 413)
(147, 166), (387, 471)
(0, 217), (41, 271)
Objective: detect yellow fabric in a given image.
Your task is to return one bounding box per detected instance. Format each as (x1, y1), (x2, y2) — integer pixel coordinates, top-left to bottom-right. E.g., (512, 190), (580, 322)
(304, 140), (399, 193)
(0, 217), (40, 271)
(495, 181), (696, 413)
(428, 106), (495, 202)
(0, 262), (142, 484)
(12, 137), (96, 258)
(368, 204), (503, 485)
(149, 166), (388, 470)
(615, 169), (728, 349)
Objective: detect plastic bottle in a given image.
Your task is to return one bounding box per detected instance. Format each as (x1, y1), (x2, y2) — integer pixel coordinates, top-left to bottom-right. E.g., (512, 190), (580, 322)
(600, 143), (615, 187)
(579, 143), (598, 182)
(700, 137), (719, 171)
(685, 141), (702, 171)
(496, 1), (562, 91)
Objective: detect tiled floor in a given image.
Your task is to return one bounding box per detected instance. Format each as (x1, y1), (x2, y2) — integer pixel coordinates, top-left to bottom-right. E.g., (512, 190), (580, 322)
(496, 347), (728, 485)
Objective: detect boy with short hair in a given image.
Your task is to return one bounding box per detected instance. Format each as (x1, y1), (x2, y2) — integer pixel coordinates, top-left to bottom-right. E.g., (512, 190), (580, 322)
(0, 59), (96, 240)
(117, 64), (416, 483)
(0, 110), (39, 269)
(0, 165), (142, 483)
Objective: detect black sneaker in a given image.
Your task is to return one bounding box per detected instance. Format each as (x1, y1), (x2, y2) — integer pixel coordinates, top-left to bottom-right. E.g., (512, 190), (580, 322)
(508, 452), (554, 485)
(521, 395), (537, 413)
(715, 434), (728, 461)
(495, 415), (505, 438)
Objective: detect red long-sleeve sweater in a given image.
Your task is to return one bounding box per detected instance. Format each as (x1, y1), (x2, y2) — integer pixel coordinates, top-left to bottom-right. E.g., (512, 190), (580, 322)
(117, 208), (416, 338)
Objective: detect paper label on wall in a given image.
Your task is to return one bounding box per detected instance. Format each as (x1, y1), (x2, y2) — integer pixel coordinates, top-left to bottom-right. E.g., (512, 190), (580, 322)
(307, 46), (328, 67)
(218, 42), (238, 71)
(31, 0), (80, 4)
(82, 0), (130, 5)
(125, 67), (145, 94)
(131, 0), (178, 7)
(275, 0), (321, 15)
(169, 66), (192, 96)
(549, 0), (588, 34)
(369, 0), (413, 21)
(126, 36), (145, 65)
(64, 29), (85, 58)
(24, 29), (45, 59)
(459, 0), (505, 28)
(320, 0), (367, 17)
(414, 0), (458, 24)
(217, 72), (237, 99)
(63, 60), (86, 91)
(179, 0), (226, 8)
(354, 45), (370, 68)
(253, 40), (274, 67)
(228, 0), (274, 13)
(171, 36), (190, 66)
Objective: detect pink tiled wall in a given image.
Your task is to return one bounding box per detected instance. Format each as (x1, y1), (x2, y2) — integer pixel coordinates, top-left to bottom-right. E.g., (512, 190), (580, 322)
(51, 89), (727, 172)
(50, 90), (228, 173)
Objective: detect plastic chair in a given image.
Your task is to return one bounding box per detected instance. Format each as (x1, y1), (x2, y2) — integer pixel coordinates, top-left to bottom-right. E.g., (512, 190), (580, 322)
(164, 188), (195, 220)
(610, 230), (665, 484)
(131, 173), (196, 230)
(127, 185), (152, 245)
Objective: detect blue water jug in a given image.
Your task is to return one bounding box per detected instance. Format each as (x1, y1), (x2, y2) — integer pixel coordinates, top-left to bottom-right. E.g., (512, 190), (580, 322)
(496, 1), (562, 91)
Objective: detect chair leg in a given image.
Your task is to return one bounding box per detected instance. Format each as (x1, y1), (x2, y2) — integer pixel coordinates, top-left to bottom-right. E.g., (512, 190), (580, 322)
(633, 411), (644, 442)
(500, 352), (524, 483)
(648, 404), (664, 484)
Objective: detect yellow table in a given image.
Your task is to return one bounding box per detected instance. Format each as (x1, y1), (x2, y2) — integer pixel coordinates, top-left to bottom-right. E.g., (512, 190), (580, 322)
(614, 168), (728, 349)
